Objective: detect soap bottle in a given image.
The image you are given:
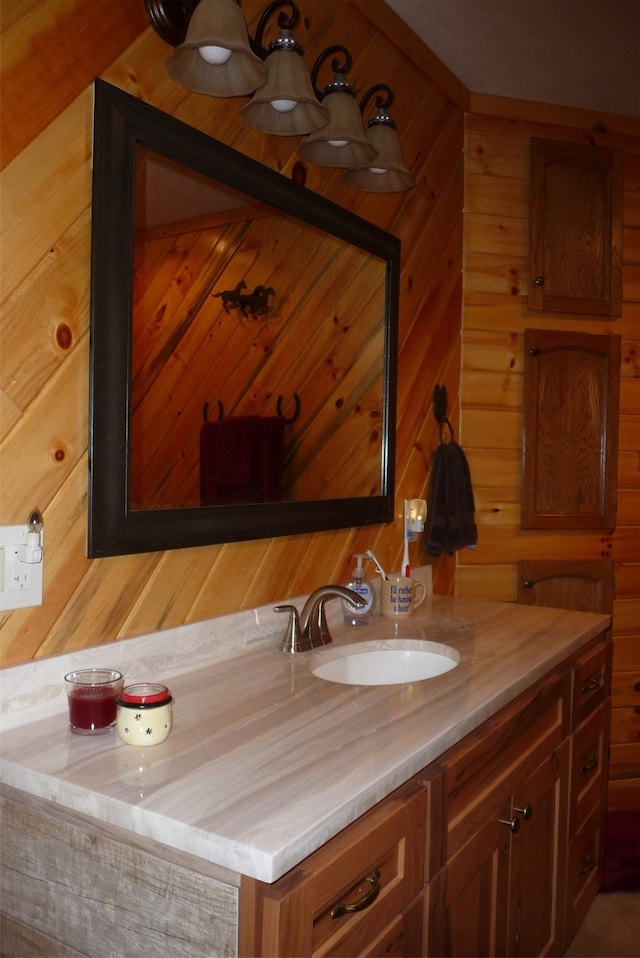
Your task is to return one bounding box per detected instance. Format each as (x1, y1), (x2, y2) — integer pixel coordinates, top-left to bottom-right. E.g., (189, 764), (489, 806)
(343, 554), (376, 625)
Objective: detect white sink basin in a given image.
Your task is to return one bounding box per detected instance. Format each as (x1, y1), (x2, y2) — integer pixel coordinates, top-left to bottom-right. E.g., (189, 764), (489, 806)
(311, 640), (459, 686)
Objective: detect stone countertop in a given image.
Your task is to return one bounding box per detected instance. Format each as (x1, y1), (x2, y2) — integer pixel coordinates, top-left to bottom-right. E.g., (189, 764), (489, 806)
(0, 594), (609, 883)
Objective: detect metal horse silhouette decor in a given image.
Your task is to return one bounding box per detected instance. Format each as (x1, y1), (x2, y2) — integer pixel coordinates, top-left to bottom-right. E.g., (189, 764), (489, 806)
(214, 282), (276, 318)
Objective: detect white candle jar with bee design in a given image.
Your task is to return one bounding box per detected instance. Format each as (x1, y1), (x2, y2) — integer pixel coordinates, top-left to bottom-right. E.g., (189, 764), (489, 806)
(116, 684), (173, 746)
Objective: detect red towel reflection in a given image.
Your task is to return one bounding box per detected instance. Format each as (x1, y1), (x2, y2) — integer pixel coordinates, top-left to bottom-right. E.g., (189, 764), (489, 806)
(200, 416), (286, 505)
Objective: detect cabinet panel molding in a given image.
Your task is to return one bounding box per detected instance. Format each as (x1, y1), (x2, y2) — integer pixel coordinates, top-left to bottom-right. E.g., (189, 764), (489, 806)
(521, 329), (621, 529)
(529, 138), (624, 316)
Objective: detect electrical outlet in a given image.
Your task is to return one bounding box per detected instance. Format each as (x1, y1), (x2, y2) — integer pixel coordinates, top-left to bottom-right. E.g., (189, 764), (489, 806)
(0, 524), (44, 611)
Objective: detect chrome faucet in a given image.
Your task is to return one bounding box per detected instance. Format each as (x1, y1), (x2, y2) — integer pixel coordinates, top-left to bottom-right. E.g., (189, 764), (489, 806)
(274, 586), (366, 654)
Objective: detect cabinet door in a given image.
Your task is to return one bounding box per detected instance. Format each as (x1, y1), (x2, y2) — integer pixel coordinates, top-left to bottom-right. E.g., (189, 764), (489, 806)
(508, 742), (569, 957)
(517, 559), (614, 618)
(529, 138), (623, 317)
(437, 798), (510, 957)
(521, 329), (620, 529)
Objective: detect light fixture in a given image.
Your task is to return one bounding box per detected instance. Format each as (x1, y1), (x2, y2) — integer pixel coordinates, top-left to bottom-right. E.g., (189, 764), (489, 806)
(343, 84), (415, 193)
(296, 46), (377, 168)
(239, 1), (329, 136)
(145, 0), (267, 97)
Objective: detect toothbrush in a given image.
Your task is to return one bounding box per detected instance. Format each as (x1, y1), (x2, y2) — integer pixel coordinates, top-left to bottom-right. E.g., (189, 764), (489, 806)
(365, 549), (388, 580)
(402, 532), (411, 578)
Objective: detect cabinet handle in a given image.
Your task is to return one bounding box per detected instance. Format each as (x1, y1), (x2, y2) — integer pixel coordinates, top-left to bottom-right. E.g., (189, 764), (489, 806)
(581, 676), (601, 693)
(330, 870), (381, 919)
(579, 755), (598, 774)
(499, 816), (520, 833)
(534, 276), (545, 286)
(579, 853), (596, 875)
(514, 803), (532, 820)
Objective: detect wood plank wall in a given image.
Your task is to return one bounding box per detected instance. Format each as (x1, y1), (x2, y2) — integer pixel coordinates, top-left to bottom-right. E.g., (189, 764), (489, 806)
(459, 95), (640, 808)
(0, 1), (466, 663)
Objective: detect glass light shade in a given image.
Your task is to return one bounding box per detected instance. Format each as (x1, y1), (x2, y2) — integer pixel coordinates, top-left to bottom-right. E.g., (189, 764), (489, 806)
(343, 115), (415, 192)
(297, 86), (378, 168)
(240, 34), (330, 136)
(166, 0), (267, 97)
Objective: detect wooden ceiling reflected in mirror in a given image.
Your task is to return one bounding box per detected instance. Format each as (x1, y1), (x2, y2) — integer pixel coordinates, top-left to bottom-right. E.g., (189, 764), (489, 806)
(89, 80), (399, 557)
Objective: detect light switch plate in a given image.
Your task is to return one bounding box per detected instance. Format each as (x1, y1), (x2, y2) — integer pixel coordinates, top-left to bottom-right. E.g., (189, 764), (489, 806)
(0, 524), (44, 611)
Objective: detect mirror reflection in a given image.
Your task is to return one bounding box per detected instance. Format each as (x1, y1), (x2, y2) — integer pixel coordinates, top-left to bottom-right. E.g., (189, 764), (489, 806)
(131, 148), (386, 510)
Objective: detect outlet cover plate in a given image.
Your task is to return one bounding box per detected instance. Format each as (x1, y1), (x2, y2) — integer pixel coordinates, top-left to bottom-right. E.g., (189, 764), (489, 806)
(0, 524), (44, 611)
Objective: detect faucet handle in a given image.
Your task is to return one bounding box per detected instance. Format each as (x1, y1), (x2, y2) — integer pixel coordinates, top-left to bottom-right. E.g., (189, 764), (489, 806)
(274, 604), (306, 654)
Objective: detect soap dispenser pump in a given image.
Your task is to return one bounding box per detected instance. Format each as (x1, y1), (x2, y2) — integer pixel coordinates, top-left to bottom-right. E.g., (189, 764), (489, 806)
(343, 554), (375, 626)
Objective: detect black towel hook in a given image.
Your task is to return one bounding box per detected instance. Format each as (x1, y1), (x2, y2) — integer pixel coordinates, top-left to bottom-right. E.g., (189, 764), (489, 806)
(433, 384), (454, 443)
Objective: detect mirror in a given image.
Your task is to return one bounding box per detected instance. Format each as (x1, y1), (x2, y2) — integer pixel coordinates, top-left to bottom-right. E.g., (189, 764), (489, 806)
(89, 80), (399, 557)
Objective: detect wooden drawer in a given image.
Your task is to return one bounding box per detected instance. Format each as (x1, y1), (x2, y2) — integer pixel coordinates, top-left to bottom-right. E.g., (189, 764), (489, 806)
(569, 702), (609, 836)
(242, 781), (426, 957)
(565, 802), (604, 944)
(571, 642), (608, 730)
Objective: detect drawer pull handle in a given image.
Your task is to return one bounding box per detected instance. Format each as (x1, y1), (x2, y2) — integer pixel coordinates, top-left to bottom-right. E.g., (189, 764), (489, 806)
(579, 853), (596, 875)
(579, 755), (598, 774)
(330, 870), (381, 919)
(514, 804), (532, 820)
(581, 676), (600, 693)
(499, 816), (520, 833)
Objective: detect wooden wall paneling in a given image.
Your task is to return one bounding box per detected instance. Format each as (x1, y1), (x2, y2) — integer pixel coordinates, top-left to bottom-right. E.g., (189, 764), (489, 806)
(612, 599), (640, 636)
(455, 564), (518, 603)
(463, 252), (529, 299)
(465, 211), (528, 259)
(613, 564), (640, 598)
(0, 0), (148, 169)
(455, 526), (638, 565)
(1, 210), (91, 417)
(623, 263), (640, 300)
(466, 100), (640, 147)
(464, 172), (529, 218)
(0, 338), (88, 521)
(613, 490), (639, 527)
(0, 459), (92, 663)
(612, 635), (640, 673)
(0, 0), (469, 665)
(460, 108), (638, 805)
(0, 89), (93, 303)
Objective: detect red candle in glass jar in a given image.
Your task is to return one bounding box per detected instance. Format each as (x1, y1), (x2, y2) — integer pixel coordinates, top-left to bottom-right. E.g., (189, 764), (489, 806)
(64, 670), (123, 734)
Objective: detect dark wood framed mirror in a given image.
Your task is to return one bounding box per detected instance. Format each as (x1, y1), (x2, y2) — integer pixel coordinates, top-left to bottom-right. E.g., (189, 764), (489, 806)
(89, 79), (399, 557)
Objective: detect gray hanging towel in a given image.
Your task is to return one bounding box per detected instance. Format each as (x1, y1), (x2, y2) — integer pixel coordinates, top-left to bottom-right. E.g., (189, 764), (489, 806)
(425, 437), (478, 556)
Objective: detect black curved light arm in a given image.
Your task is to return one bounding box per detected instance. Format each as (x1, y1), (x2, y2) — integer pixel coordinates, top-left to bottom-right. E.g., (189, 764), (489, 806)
(251, 0), (300, 58)
(144, 0), (199, 46)
(359, 83), (394, 115)
(310, 44), (353, 99)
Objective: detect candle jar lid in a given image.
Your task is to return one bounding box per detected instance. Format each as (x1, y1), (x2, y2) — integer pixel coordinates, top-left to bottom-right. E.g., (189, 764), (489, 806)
(117, 683), (172, 708)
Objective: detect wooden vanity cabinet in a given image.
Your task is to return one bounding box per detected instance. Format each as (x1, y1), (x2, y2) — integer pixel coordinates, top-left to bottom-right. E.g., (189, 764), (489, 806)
(565, 642), (611, 944)
(240, 778), (427, 957)
(1, 634), (610, 958)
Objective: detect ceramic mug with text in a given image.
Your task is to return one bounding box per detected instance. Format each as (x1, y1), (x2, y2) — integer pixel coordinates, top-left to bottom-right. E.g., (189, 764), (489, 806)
(380, 576), (426, 617)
